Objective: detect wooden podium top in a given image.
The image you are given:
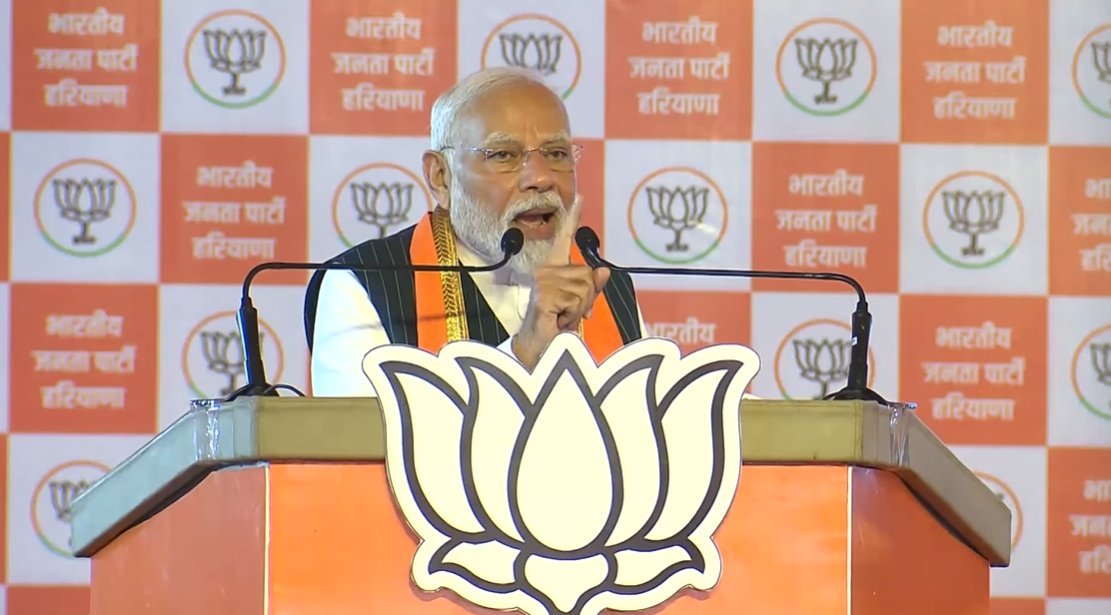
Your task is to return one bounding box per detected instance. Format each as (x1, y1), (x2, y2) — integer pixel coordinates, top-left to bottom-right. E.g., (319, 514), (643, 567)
(69, 397), (1011, 567)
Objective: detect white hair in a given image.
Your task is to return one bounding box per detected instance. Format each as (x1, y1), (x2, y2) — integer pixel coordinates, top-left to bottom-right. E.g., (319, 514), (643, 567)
(429, 67), (551, 152)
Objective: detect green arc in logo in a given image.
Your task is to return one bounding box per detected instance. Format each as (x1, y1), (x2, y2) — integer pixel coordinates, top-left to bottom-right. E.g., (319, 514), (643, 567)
(782, 89), (871, 117)
(775, 18), (878, 118)
(31, 460), (111, 558)
(1079, 395), (1111, 420)
(191, 80), (282, 110)
(627, 167), (730, 266)
(1073, 24), (1111, 120)
(921, 171), (1025, 270)
(34, 159), (138, 258)
(1073, 325), (1111, 421)
(927, 241), (1020, 270)
(632, 233), (724, 265)
(184, 9), (287, 110)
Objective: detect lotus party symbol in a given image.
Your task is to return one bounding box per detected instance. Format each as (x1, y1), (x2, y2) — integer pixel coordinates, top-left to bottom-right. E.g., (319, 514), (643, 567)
(332, 163), (431, 248)
(777, 19), (876, 116)
(1093, 41), (1111, 98)
(795, 38), (857, 105)
(199, 329), (265, 397)
(363, 334), (759, 615)
(792, 338), (851, 399)
(942, 190), (1005, 257)
(501, 32), (562, 76)
(775, 319), (876, 400)
(53, 178), (116, 245)
(629, 168), (728, 265)
(32, 461), (111, 557)
(646, 186), (708, 253)
(350, 182), (414, 239)
(483, 15), (581, 98)
(35, 159), (137, 257)
(184, 311), (283, 399)
(1092, 343), (1111, 390)
(924, 171), (1023, 269)
(203, 29), (266, 96)
(1073, 325), (1111, 420)
(50, 479), (91, 524)
(186, 10), (285, 108)
(1073, 24), (1111, 118)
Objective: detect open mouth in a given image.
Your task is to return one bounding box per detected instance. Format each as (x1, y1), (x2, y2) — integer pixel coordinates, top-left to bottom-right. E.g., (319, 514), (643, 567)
(513, 207), (558, 228)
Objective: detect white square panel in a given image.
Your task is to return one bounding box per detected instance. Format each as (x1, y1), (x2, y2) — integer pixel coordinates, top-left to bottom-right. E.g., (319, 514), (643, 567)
(1048, 297), (1111, 446)
(9, 132), (160, 283)
(457, 0), (606, 138)
(752, 0), (900, 142)
(161, 0), (310, 133)
(157, 284), (310, 429)
(308, 135), (434, 262)
(899, 144), (1048, 295)
(7, 434), (149, 584)
(603, 139), (751, 292)
(1048, 0), (1111, 145)
(749, 291), (899, 402)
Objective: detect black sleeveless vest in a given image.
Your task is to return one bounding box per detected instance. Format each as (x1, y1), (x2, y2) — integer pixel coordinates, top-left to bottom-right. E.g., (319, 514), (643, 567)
(304, 225), (642, 351)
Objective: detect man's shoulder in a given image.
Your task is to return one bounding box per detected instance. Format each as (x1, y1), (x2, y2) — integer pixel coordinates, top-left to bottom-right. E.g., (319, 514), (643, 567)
(326, 223), (419, 265)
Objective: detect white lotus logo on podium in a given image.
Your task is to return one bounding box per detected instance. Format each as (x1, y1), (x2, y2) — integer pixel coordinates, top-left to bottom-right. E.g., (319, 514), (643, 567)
(363, 334), (759, 615)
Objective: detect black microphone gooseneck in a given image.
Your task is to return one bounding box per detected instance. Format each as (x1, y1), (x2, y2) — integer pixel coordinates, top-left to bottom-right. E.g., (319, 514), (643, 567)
(574, 227), (886, 404)
(229, 227), (526, 401)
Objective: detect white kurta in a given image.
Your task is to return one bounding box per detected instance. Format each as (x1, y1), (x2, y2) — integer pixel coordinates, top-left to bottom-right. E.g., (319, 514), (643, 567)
(309, 239), (645, 397)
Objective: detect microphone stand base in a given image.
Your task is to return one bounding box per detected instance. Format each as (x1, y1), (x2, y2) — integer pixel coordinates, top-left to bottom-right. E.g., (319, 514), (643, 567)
(823, 386), (891, 406)
(222, 382), (280, 402)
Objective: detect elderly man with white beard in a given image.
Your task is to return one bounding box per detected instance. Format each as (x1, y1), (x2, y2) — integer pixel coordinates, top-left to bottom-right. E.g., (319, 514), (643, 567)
(306, 67), (645, 396)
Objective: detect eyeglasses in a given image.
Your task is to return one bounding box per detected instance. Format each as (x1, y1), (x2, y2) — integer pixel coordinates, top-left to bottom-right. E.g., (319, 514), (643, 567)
(441, 143), (583, 173)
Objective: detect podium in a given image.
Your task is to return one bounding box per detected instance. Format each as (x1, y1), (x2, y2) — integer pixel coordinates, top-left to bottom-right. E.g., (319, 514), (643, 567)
(71, 397), (1010, 615)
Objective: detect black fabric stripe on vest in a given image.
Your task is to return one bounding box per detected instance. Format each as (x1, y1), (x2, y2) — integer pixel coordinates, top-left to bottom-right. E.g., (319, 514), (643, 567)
(459, 271), (508, 346)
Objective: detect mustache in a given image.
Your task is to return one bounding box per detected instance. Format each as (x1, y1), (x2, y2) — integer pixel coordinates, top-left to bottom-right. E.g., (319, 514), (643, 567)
(500, 193), (565, 225)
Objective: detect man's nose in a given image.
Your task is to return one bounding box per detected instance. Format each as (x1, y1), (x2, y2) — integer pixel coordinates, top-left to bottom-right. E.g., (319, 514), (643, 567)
(516, 149), (555, 192)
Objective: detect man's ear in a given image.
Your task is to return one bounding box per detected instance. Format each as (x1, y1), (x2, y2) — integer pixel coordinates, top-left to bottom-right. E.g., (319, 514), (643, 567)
(422, 150), (451, 209)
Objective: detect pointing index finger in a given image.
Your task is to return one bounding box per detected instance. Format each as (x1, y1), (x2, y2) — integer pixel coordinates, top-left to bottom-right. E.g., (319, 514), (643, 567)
(546, 194), (581, 266)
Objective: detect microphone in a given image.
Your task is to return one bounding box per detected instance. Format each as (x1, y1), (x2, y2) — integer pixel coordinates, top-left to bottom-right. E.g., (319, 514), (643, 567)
(228, 227), (526, 401)
(575, 226), (887, 404)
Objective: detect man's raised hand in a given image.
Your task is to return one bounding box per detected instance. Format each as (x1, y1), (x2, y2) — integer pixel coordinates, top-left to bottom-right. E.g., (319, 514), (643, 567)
(511, 197), (610, 369)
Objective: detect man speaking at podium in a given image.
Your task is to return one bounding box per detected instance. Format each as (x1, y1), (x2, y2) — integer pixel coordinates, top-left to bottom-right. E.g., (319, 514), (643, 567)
(307, 67), (644, 396)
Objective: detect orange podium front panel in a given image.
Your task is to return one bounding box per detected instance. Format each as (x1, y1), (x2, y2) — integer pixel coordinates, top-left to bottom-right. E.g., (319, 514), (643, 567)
(90, 463), (987, 615)
(72, 397), (1010, 615)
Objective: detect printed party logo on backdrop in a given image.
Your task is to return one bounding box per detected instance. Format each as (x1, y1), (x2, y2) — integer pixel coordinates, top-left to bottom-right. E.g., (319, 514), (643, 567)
(776, 18), (877, 117)
(332, 163), (432, 248)
(182, 311), (284, 399)
(773, 318), (876, 400)
(31, 460), (111, 557)
(923, 170), (1024, 269)
(1072, 23), (1111, 119)
(185, 9), (286, 109)
(1072, 323), (1111, 420)
(627, 167), (728, 265)
(974, 471), (1024, 551)
(34, 158), (137, 257)
(481, 14), (582, 99)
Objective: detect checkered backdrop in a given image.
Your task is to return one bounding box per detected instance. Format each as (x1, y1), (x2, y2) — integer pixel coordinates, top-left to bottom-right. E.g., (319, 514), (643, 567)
(1, 0), (1109, 613)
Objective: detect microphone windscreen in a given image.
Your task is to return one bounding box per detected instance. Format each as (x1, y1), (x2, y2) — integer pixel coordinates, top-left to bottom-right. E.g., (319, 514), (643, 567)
(500, 227), (525, 257)
(574, 226), (603, 267)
